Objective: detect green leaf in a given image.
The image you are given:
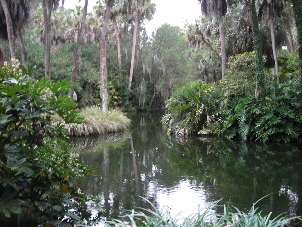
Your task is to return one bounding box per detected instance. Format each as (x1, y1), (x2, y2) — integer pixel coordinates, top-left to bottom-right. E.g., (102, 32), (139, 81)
(0, 114), (12, 125)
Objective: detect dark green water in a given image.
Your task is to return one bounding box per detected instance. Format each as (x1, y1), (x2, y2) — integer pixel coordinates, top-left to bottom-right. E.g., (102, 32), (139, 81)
(73, 111), (302, 223)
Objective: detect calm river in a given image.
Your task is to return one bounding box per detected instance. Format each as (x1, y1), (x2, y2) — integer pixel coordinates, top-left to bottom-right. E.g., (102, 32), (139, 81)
(73, 111), (302, 224)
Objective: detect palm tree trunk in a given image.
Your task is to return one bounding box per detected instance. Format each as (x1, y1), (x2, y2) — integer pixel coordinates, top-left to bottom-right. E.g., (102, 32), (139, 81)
(69, 0), (88, 98)
(100, 0), (112, 113)
(0, 0), (16, 59)
(250, 0), (265, 98)
(113, 16), (122, 71)
(269, 16), (278, 77)
(42, 0), (52, 78)
(128, 9), (139, 91)
(219, 16), (226, 78)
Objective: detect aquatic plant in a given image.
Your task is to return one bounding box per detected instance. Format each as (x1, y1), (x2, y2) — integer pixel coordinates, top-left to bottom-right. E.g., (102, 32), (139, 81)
(102, 198), (300, 227)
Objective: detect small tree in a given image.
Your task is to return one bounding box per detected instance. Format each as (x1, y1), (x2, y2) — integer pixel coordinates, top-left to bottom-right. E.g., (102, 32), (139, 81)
(0, 59), (98, 225)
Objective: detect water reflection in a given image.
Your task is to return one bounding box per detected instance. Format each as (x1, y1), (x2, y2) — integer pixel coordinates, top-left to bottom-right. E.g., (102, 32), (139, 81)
(73, 111), (302, 223)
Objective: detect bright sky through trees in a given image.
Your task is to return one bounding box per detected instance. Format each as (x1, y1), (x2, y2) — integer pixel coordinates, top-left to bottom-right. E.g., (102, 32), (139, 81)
(63, 0), (201, 35)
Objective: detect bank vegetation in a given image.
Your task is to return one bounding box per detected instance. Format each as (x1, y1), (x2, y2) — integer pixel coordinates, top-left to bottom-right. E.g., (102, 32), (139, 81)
(53, 106), (131, 136)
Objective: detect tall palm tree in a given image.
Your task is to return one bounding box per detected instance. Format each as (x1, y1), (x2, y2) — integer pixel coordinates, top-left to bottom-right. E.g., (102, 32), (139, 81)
(111, 0), (128, 71)
(258, 0), (284, 76)
(128, 0), (155, 91)
(198, 0), (228, 78)
(100, 0), (114, 113)
(250, 0), (265, 97)
(0, 0), (30, 63)
(42, 0), (60, 78)
(0, 0), (16, 59)
(69, 0), (88, 98)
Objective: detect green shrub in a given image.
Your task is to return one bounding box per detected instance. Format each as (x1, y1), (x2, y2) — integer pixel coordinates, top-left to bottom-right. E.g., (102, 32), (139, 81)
(162, 80), (222, 135)
(221, 51), (267, 98)
(278, 50), (300, 82)
(0, 60), (100, 225)
(220, 81), (302, 142)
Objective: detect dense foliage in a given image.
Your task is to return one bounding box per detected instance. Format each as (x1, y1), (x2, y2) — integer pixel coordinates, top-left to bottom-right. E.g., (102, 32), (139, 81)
(162, 80), (222, 135)
(163, 51), (302, 142)
(220, 82), (302, 142)
(0, 60), (100, 225)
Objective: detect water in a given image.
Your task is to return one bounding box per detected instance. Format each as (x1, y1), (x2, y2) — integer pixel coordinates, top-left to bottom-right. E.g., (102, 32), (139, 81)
(72, 111), (302, 224)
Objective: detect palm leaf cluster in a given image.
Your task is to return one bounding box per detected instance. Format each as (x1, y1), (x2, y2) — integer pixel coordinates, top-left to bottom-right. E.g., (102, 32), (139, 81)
(162, 80), (222, 135)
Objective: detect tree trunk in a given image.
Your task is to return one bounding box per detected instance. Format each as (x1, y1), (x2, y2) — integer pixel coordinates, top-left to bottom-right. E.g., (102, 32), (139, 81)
(286, 26), (294, 52)
(128, 9), (139, 91)
(42, 0), (52, 78)
(251, 0), (265, 98)
(100, 0), (112, 113)
(113, 16), (122, 71)
(219, 16), (226, 78)
(0, 48), (5, 66)
(69, 0), (88, 98)
(18, 30), (28, 68)
(292, 0), (302, 86)
(0, 0), (16, 59)
(268, 16), (279, 77)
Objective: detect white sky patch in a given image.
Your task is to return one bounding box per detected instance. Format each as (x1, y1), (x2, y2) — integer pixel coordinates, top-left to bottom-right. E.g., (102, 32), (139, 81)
(63, 0), (201, 35)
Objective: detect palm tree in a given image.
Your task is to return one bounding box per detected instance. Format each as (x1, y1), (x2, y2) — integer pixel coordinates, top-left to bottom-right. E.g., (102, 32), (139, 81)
(68, 0), (88, 98)
(42, 0), (60, 78)
(100, 0), (114, 113)
(0, 0), (31, 63)
(258, 0), (284, 76)
(111, 0), (128, 71)
(250, 0), (265, 97)
(0, 0), (16, 59)
(198, 0), (228, 78)
(128, 0), (155, 91)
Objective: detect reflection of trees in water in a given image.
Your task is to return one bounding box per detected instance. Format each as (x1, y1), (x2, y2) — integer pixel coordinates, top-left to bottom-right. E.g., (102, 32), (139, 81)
(167, 136), (302, 217)
(73, 112), (302, 220)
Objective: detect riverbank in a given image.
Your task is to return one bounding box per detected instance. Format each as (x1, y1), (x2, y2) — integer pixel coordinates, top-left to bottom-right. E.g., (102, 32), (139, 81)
(55, 106), (131, 136)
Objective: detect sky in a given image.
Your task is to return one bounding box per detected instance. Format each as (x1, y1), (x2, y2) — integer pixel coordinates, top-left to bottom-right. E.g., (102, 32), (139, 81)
(63, 0), (201, 35)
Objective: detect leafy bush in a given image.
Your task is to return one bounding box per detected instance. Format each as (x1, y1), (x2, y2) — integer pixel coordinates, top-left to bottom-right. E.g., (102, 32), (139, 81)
(220, 51), (267, 98)
(0, 60), (100, 225)
(220, 81), (302, 142)
(278, 50), (300, 82)
(162, 80), (222, 135)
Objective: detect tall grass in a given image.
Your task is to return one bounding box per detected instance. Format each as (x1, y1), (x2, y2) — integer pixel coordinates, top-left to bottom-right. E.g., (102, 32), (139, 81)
(102, 198), (300, 227)
(55, 106), (131, 136)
